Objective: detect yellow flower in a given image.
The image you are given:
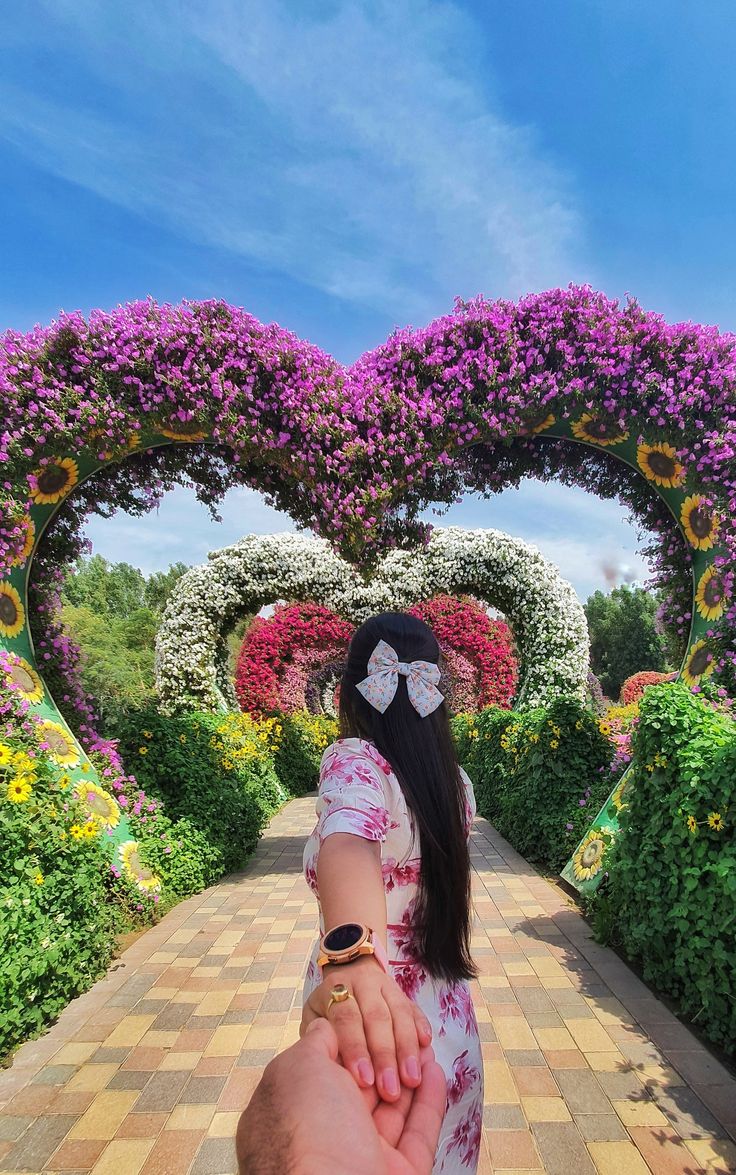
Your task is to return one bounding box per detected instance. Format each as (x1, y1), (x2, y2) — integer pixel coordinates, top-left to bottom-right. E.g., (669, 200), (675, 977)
(3, 655), (44, 703)
(118, 840), (161, 892)
(12, 751), (34, 774)
(82, 821), (98, 839)
(179, 734), (187, 744)
(7, 777), (32, 803)
(686, 814), (698, 834)
(36, 720), (80, 767)
(571, 413), (629, 447)
(81, 762), (90, 773)
(76, 781), (120, 828)
(34, 872), (44, 886)
(707, 812), (724, 832)
(69, 823), (84, 839)
(29, 457), (79, 505)
(681, 640), (716, 688)
(138, 746), (149, 755)
(636, 442), (685, 488)
(0, 582), (25, 638)
(694, 565), (727, 622)
(11, 515), (36, 567)
(572, 830), (608, 881)
(681, 495), (719, 551)
(550, 739), (560, 749)
(142, 730), (153, 739)
(0, 743), (12, 767)
(57, 773), (71, 788)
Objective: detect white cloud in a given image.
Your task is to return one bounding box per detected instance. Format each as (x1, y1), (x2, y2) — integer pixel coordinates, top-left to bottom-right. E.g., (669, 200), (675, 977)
(1, 0), (590, 320)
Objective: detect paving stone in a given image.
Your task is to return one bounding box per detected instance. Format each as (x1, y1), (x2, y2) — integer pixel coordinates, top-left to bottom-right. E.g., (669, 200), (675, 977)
(553, 1069), (613, 1115)
(0, 1114), (78, 1171)
(531, 1121), (596, 1175)
(647, 1083), (726, 1138)
(573, 1113), (629, 1141)
(190, 1135), (238, 1174)
(133, 1072), (190, 1114)
(483, 1103), (527, 1130)
(30, 1066), (77, 1086)
(179, 1076), (228, 1105)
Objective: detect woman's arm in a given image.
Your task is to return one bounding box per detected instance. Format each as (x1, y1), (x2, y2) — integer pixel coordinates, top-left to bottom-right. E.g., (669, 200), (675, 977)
(316, 832), (387, 945)
(304, 831), (432, 1103)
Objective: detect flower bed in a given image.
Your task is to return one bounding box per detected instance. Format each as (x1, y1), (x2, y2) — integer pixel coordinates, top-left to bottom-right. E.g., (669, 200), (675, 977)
(620, 669), (677, 705)
(453, 699), (614, 872)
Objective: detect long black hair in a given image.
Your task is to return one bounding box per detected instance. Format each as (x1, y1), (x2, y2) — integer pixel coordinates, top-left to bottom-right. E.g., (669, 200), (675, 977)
(339, 612), (477, 983)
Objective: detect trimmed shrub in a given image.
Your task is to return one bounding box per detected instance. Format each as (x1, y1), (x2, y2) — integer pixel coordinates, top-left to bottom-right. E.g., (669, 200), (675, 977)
(453, 698), (613, 871)
(620, 670), (676, 705)
(273, 712), (338, 796)
(115, 708), (286, 874)
(603, 685), (736, 1056)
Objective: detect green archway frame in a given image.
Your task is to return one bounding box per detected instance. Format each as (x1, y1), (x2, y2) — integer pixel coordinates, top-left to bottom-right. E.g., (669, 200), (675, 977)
(1, 412), (727, 896)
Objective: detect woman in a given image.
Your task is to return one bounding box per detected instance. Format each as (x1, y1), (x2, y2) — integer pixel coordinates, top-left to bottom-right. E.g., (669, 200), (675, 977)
(302, 612), (483, 1173)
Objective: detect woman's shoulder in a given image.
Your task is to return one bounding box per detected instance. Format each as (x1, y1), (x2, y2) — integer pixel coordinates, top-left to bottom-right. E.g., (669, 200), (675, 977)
(320, 738), (400, 791)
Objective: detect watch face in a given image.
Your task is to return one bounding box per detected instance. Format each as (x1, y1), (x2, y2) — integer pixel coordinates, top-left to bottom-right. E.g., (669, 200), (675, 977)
(323, 923), (364, 952)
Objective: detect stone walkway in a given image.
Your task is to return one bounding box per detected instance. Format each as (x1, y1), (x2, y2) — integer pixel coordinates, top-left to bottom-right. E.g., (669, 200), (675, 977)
(1, 799), (735, 1175)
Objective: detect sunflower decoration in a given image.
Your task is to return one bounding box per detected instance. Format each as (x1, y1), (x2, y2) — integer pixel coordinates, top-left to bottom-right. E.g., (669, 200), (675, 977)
(10, 515), (36, 567)
(695, 565), (727, 622)
(571, 414), (629, 447)
(572, 829), (609, 882)
(76, 780), (120, 828)
(36, 720), (80, 768)
(0, 582), (25, 639)
(681, 495), (719, 551)
(29, 458), (79, 506)
(611, 781), (628, 811)
(0, 743), (12, 767)
(681, 639), (716, 687)
(636, 442), (685, 489)
(3, 655), (44, 703)
(159, 418), (208, 442)
(118, 840), (161, 893)
(519, 411), (556, 436)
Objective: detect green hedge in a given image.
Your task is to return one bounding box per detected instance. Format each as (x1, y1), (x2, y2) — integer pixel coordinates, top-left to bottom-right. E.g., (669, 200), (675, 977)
(453, 698), (614, 872)
(115, 708), (287, 876)
(273, 712), (337, 796)
(601, 685), (736, 1055)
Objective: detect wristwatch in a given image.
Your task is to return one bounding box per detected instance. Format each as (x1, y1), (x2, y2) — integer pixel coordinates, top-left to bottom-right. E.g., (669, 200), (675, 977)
(317, 922), (389, 973)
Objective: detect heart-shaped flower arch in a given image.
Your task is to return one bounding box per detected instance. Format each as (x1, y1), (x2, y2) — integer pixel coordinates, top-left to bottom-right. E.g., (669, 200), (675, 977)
(154, 529), (589, 714)
(1, 286), (734, 891)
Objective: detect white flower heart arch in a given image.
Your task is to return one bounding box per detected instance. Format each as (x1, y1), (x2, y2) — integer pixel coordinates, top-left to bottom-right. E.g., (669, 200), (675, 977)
(155, 528), (589, 714)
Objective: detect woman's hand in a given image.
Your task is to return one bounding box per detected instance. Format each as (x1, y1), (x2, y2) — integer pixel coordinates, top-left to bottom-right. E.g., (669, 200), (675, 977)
(300, 956), (433, 1103)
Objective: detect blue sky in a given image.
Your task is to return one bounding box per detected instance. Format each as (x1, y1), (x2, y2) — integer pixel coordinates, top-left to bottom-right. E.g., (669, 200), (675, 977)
(3, 0), (734, 600)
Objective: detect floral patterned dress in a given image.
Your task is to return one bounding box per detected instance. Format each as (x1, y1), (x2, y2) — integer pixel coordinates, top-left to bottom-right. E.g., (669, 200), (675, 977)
(302, 737), (483, 1174)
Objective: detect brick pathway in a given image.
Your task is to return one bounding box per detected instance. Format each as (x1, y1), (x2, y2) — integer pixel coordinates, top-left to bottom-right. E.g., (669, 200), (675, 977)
(1, 799), (735, 1174)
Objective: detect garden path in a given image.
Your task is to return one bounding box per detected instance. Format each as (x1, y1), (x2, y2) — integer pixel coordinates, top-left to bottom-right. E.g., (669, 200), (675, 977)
(1, 799), (735, 1175)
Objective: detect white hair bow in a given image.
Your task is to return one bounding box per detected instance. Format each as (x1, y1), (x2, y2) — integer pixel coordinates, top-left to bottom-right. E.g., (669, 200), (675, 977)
(356, 639), (444, 718)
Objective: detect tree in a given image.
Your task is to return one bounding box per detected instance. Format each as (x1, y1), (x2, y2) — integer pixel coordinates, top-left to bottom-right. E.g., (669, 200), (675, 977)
(584, 585), (669, 700)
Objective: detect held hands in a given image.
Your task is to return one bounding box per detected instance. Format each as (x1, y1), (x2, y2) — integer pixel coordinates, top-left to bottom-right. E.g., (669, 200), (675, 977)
(300, 955), (433, 1102)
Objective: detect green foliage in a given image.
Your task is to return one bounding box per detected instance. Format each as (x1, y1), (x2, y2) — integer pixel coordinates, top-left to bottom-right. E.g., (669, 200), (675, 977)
(60, 557), (190, 724)
(115, 708), (286, 875)
(134, 813), (221, 899)
(584, 585), (668, 699)
(604, 684), (736, 1055)
(0, 735), (121, 1059)
(453, 698), (614, 871)
(273, 712), (339, 796)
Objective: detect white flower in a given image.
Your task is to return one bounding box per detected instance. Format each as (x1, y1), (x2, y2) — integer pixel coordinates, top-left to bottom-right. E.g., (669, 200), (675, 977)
(155, 528), (589, 712)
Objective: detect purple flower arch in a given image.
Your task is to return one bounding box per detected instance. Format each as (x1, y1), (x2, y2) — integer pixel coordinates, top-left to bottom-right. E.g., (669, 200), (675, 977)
(1, 286), (734, 890)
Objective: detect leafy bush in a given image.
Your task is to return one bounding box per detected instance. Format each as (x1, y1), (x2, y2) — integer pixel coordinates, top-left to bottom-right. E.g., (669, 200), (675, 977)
(453, 698), (614, 871)
(0, 733), (121, 1058)
(620, 670), (676, 705)
(115, 708), (286, 874)
(273, 712), (338, 796)
(603, 684), (736, 1055)
(134, 812), (221, 898)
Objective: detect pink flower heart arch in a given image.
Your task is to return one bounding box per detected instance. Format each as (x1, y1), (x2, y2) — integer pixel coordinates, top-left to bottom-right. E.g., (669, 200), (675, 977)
(1, 286), (734, 892)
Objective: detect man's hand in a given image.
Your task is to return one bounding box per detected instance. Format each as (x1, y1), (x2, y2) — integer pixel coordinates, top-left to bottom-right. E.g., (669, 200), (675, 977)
(236, 1017), (446, 1175)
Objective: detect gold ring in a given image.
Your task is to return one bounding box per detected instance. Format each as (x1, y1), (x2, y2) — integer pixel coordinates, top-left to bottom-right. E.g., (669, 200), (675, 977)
(326, 983), (352, 1014)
